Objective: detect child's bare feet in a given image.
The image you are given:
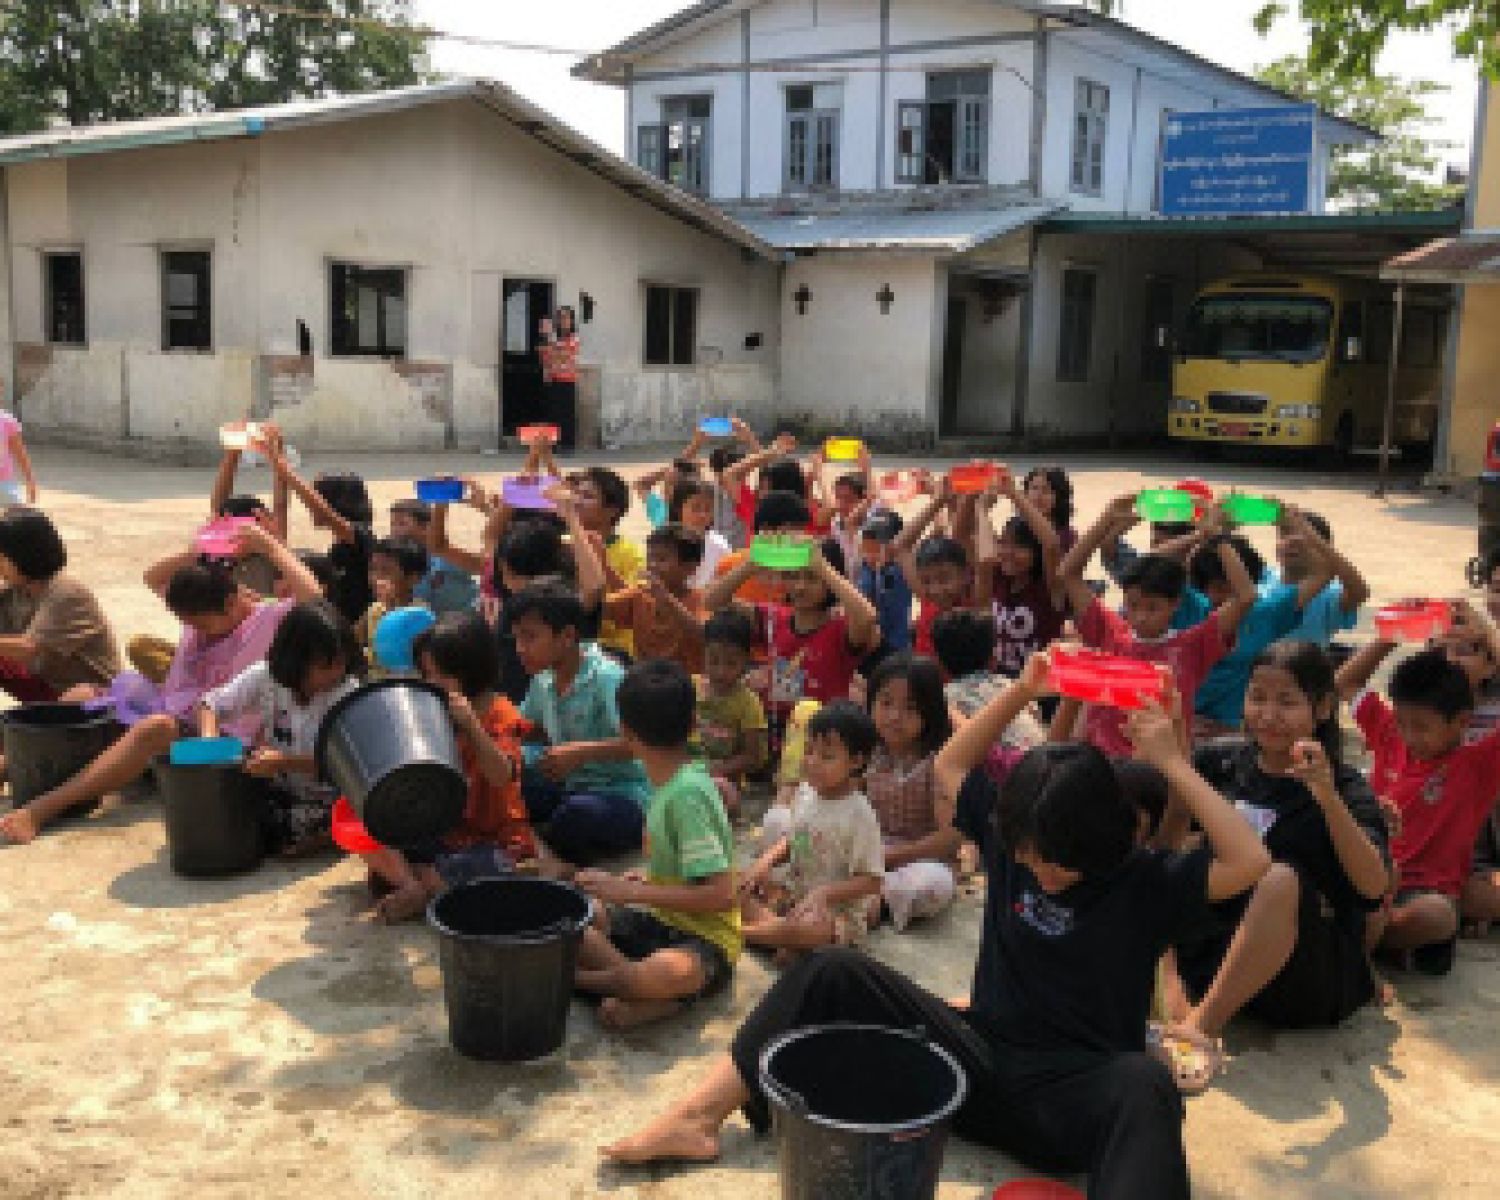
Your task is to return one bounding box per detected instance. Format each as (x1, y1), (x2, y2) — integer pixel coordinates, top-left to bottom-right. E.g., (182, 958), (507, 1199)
(375, 881), (430, 924)
(599, 996), (684, 1030)
(0, 805), (39, 844)
(601, 1112), (721, 1165)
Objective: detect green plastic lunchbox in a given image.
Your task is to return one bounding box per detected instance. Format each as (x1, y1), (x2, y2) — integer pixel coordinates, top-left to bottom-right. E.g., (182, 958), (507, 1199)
(751, 535), (813, 572)
(1222, 494), (1282, 526)
(1135, 488), (1195, 524)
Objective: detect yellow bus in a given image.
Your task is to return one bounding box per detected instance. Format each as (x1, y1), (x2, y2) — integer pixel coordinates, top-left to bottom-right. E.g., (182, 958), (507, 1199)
(1167, 273), (1447, 459)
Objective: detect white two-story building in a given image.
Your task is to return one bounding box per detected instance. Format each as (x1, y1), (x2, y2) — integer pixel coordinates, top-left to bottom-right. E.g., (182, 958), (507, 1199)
(579, 0), (1375, 444)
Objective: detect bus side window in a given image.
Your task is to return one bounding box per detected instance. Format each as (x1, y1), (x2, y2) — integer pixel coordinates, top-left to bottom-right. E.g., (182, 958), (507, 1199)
(1338, 301), (1364, 364)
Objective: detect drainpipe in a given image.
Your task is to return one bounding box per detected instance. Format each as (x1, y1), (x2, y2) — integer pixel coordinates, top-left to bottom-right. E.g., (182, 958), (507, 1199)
(876, 0), (890, 189)
(1027, 19), (1048, 196)
(741, 13), (751, 200)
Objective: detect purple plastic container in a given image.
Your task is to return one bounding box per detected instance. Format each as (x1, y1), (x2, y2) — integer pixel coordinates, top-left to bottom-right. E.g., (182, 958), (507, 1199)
(502, 477), (559, 511)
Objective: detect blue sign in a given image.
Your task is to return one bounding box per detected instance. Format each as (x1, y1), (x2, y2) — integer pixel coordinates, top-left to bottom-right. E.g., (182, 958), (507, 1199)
(1159, 105), (1317, 217)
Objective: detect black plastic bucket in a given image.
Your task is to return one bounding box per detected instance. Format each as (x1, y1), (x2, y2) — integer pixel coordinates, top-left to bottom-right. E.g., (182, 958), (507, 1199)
(2, 702), (119, 812)
(759, 1024), (968, 1200)
(314, 680), (467, 846)
(428, 877), (594, 1062)
(155, 759), (266, 877)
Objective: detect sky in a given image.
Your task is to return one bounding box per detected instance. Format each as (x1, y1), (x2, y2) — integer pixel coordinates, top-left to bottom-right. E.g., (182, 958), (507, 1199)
(413, 0), (1481, 173)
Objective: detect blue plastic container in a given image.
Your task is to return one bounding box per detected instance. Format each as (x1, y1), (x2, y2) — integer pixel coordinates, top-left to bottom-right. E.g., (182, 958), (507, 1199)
(699, 416), (734, 437)
(374, 605), (437, 671)
(169, 736), (245, 768)
(415, 477), (466, 503)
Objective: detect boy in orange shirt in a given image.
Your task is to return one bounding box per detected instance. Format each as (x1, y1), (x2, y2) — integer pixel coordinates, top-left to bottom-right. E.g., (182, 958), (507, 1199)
(605, 523), (708, 674)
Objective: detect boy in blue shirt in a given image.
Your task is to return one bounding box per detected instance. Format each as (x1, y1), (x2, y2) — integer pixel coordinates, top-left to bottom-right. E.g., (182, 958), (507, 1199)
(513, 583), (650, 867)
(1264, 508), (1369, 647)
(389, 498), (480, 616)
(855, 509), (912, 661)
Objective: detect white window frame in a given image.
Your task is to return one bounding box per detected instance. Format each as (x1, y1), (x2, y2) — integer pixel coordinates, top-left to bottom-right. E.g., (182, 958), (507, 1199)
(637, 95), (713, 195)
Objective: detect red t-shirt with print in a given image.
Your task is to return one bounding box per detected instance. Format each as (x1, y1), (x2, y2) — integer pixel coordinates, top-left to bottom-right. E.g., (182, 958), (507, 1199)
(752, 603), (863, 714)
(1076, 596), (1227, 757)
(1354, 691), (1500, 896)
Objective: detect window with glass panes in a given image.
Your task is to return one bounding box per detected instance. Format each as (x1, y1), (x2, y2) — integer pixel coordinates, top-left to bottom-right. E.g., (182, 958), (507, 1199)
(1071, 80), (1110, 195)
(784, 83), (841, 191)
(330, 264), (407, 358)
(644, 284), (698, 366)
(896, 70), (990, 185)
(161, 250), (212, 351)
(637, 96), (712, 194)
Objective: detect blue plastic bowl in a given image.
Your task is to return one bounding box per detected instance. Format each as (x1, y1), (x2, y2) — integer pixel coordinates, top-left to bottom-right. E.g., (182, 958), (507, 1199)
(699, 416), (734, 437)
(170, 736), (245, 767)
(373, 606), (438, 671)
(415, 477), (465, 503)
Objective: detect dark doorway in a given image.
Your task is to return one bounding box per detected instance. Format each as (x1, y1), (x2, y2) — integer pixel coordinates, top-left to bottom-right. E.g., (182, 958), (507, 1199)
(940, 296), (966, 436)
(501, 278), (555, 437)
(1141, 276), (1176, 385)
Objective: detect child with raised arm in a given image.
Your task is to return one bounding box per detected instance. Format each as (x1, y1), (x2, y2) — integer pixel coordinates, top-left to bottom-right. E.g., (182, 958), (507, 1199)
(1058, 494), (1257, 755)
(388, 498), (479, 616)
(973, 465), (1068, 677)
(574, 660), (739, 1030)
(602, 523), (707, 675)
(269, 442), (375, 625)
(892, 478), (975, 656)
(605, 649), (1270, 1196)
(1337, 631), (1500, 973)
(738, 700), (884, 958)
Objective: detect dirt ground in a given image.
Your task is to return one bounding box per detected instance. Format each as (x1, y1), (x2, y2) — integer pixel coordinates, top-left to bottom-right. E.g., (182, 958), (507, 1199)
(3, 444), (1498, 1199)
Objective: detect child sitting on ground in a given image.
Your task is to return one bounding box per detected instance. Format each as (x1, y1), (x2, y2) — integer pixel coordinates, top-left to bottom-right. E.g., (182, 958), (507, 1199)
(271, 445), (375, 626)
(571, 466), (644, 660)
(602, 523), (707, 675)
(514, 583), (650, 867)
(389, 498), (479, 616)
(893, 480), (975, 656)
(356, 536), (430, 666)
(1437, 602), (1500, 929)
(666, 478), (731, 586)
(573, 660), (739, 1030)
(360, 612), (537, 922)
(1059, 495), (1256, 755)
(695, 609), (769, 818)
(855, 509), (913, 659)
(1338, 636), (1500, 973)
(198, 599), (362, 856)
(738, 699), (884, 957)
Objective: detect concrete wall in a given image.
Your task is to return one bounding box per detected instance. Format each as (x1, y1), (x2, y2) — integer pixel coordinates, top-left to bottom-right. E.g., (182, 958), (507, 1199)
(778, 253), (939, 444)
(0, 98), (781, 453)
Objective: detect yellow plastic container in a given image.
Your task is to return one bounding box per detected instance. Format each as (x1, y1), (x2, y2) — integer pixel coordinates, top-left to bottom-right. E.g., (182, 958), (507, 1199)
(824, 437), (864, 462)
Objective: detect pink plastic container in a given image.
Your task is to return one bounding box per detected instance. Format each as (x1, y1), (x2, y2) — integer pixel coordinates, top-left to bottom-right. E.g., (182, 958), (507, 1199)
(1048, 647), (1165, 710)
(502, 476), (559, 511)
(1374, 600), (1451, 643)
(196, 517), (255, 558)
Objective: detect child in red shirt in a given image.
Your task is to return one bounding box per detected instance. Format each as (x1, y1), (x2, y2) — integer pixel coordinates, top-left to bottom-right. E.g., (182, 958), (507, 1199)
(1058, 494), (1256, 755)
(362, 612), (537, 923)
(893, 481), (974, 657)
(1338, 639), (1500, 972)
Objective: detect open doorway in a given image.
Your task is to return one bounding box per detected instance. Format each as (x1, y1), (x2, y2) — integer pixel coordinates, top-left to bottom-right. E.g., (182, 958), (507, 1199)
(940, 296), (966, 435)
(501, 278), (555, 436)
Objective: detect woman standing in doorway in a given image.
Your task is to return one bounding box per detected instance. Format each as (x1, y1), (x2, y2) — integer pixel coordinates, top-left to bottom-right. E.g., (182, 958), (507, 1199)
(539, 305), (580, 451)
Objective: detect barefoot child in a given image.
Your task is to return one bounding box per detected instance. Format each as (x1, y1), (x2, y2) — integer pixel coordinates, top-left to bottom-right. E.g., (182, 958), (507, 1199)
(198, 600), (362, 856)
(361, 612), (537, 921)
(573, 660), (739, 1029)
(1339, 637), (1500, 973)
(695, 609), (769, 817)
(738, 700), (884, 957)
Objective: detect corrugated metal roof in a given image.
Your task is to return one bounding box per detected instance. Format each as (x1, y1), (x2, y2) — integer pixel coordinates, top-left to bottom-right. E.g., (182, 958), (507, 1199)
(0, 79), (777, 260)
(730, 203), (1060, 251)
(1383, 234), (1500, 282)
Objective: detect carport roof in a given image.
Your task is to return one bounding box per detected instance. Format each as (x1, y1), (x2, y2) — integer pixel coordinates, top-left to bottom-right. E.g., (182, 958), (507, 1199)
(730, 203), (1061, 252)
(1383, 233), (1500, 283)
(0, 79), (777, 261)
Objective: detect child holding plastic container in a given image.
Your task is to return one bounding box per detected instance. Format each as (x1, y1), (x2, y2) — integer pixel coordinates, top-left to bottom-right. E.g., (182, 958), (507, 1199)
(198, 599), (362, 856)
(358, 612), (538, 922)
(573, 660), (740, 1030)
(738, 700), (885, 958)
(1058, 494), (1257, 755)
(973, 467), (1068, 679)
(855, 509), (912, 660)
(1337, 635), (1500, 973)
(571, 466), (644, 660)
(602, 523), (707, 675)
(355, 536), (430, 667)
(665, 479), (731, 587)
(388, 498), (479, 616)
(270, 442), (375, 626)
(892, 478), (975, 656)
(694, 609), (768, 815)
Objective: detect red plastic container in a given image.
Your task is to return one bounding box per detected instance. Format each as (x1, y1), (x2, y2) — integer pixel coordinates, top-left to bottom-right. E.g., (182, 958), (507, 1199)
(1373, 600), (1452, 643)
(1048, 647), (1165, 710)
(1175, 477), (1214, 520)
(992, 1182), (1086, 1200)
(519, 424), (559, 446)
(949, 462), (998, 495)
(331, 796), (382, 854)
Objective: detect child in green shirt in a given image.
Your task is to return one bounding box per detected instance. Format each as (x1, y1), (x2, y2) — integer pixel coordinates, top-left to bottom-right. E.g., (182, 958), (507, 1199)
(695, 609), (769, 818)
(575, 660), (740, 1030)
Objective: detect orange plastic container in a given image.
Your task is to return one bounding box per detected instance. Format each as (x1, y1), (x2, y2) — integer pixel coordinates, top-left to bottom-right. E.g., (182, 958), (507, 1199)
(1373, 600), (1451, 643)
(1048, 647), (1165, 710)
(992, 1182), (1086, 1200)
(518, 424), (560, 445)
(949, 462), (998, 495)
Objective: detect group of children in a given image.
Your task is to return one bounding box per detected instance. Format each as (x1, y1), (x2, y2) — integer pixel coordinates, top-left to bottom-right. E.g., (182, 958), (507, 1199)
(1, 415), (1498, 1189)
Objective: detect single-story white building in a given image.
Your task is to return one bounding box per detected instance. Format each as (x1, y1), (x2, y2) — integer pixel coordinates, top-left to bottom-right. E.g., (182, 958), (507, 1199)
(0, 79), (783, 454)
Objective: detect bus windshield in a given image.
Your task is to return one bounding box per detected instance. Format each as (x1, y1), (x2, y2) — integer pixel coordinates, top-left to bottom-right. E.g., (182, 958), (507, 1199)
(1180, 294), (1334, 364)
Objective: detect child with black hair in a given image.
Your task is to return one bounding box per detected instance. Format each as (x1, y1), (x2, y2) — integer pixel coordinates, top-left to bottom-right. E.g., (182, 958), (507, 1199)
(356, 536), (431, 668)
(713, 490), (812, 607)
(358, 612), (538, 922)
(1059, 494), (1257, 757)
(606, 649), (1271, 1191)
(571, 466), (645, 660)
(603, 523), (707, 675)
(974, 466), (1067, 677)
(270, 442), (375, 625)
(664, 478), (731, 586)
(819, 446), (873, 571)
(1102, 519), (1204, 631)
(1189, 517), (1334, 733)
(695, 609), (768, 815)
(893, 477), (975, 656)
(389, 497), (480, 616)
(573, 659), (739, 1030)
(513, 583), (650, 867)
(855, 508), (913, 658)
(1437, 601), (1500, 928)
(1338, 637), (1500, 971)
(1265, 507), (1370, 646)
(932, 608), (1003, 717)
(1164, 641), (1391, 1090)
(1022, 465), (1077, 551)
(738, 699), (885, 956)
(198, 599), (362, 855)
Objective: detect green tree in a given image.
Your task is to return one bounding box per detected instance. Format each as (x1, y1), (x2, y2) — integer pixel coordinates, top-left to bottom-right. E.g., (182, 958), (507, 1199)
(1257, 56), (1465, 210)
(1254, 1), (1500, 82)
(0, 1), (429, 135)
